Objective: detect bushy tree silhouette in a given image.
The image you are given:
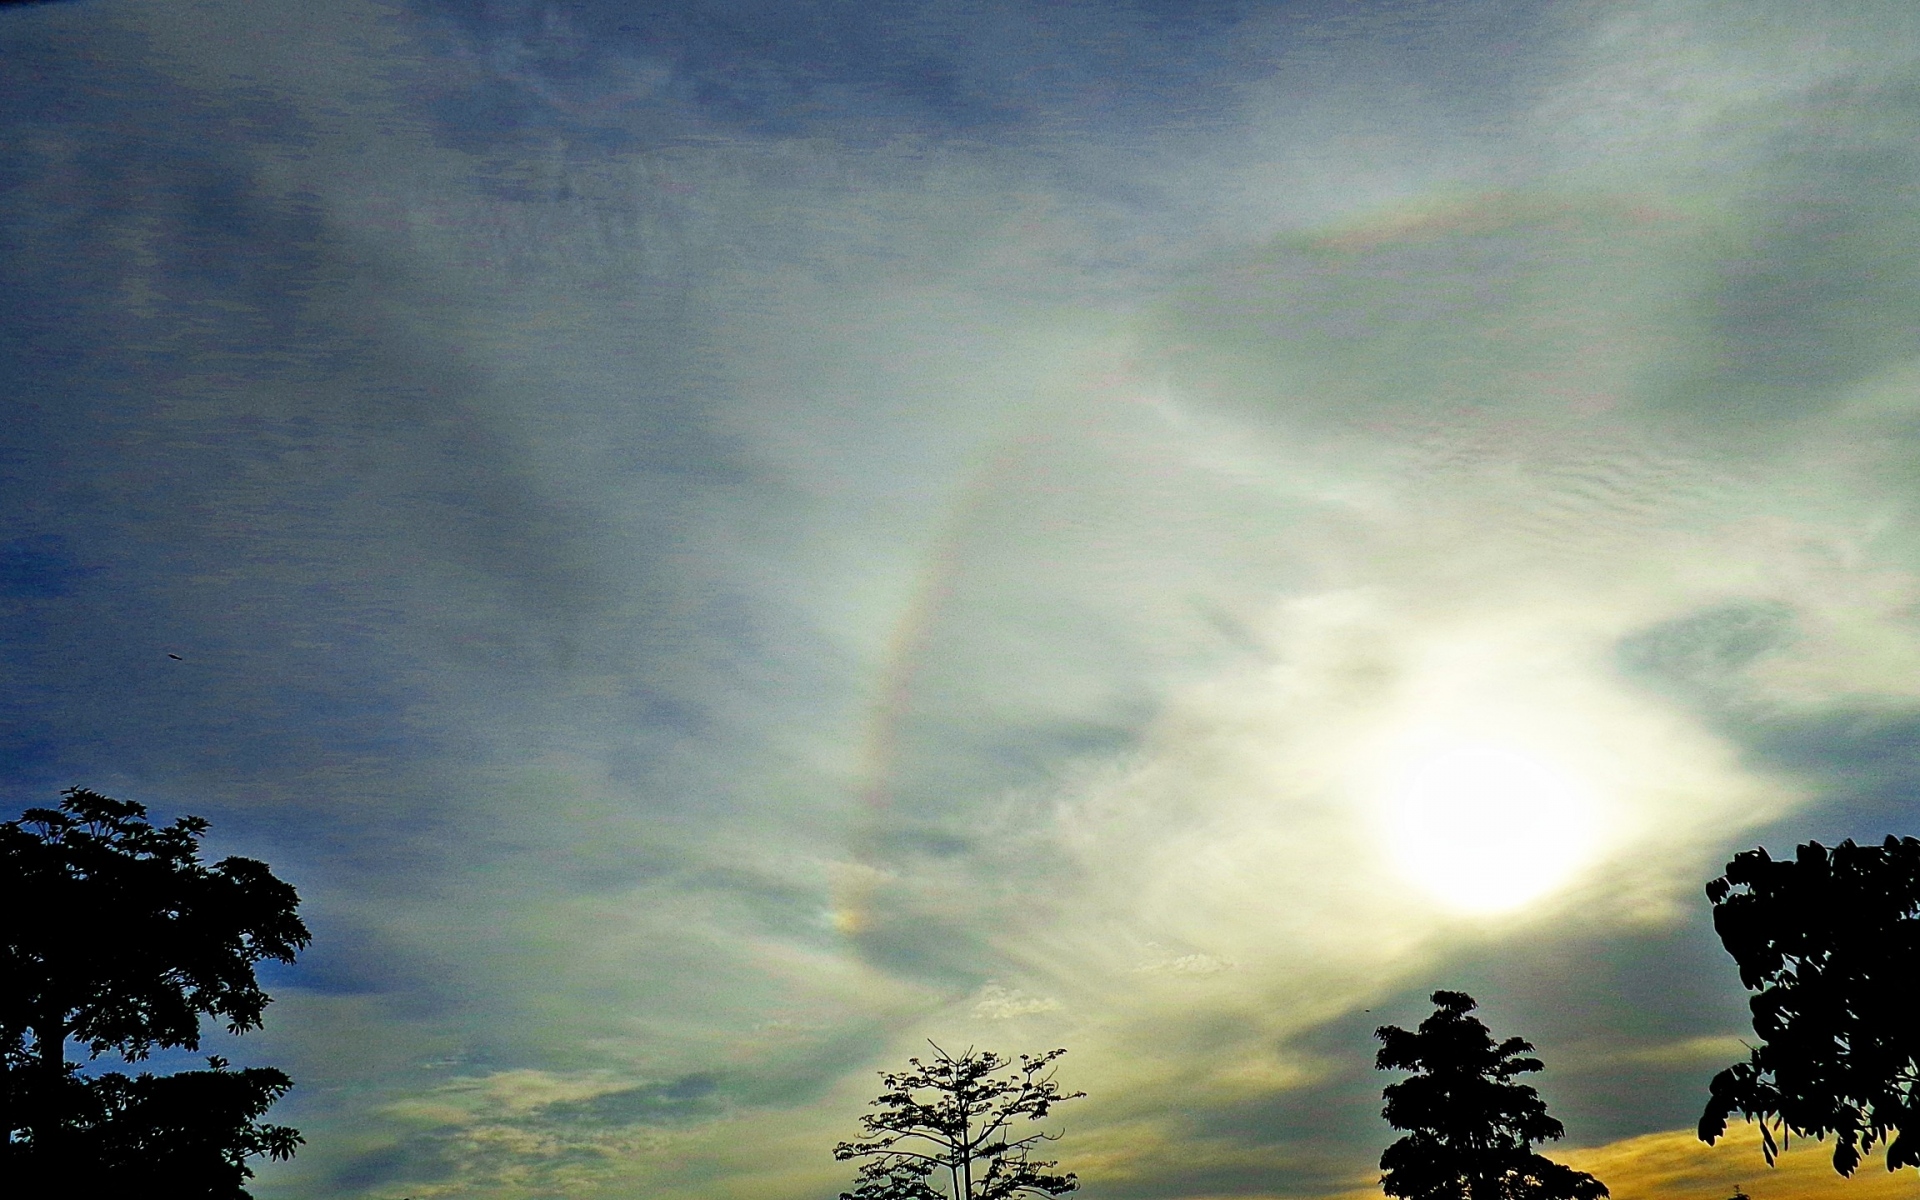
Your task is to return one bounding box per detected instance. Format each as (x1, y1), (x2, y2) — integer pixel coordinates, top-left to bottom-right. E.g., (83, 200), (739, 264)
(1375, 991), (1608, 1200)
(0, 787), (309, 1197)
(834, 1043), (1083, 1200)
(1699, 837), (1920, 1176)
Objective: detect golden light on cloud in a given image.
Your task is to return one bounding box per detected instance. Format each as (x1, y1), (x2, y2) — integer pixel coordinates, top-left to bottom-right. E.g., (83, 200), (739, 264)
(1563, 1123), (1920, 1200)
(1330, 1123), (1920, 1200)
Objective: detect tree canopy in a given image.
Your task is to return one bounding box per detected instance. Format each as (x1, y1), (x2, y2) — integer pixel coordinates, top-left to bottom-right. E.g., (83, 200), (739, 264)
(1699, 836), (1920, 1176)
(0, 787), (310, 1197)
(834, 1043), (1083, 1200)
(1376, 991), (1608, 1200)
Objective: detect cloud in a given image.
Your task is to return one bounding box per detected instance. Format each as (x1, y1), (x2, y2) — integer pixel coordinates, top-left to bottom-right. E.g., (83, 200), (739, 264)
(8, 1), (1920, 1198)
(1135, 954), (1237, 978)
(347, 1069), (728, 1197)
(1616, 1035), (1753, 1070)
(1559, 1123), (1920, 1200)
(1326, 1122), (1911, 1200)
(972, 984), (1063, 1020)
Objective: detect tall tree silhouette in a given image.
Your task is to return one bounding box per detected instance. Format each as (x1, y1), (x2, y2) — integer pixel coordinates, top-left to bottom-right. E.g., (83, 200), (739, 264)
(1699, 837), (1920, 1176)
(0, 787), (310, 1197)
(834, 1043), (1083, 1200)
(1376, 991), (1608, 1200)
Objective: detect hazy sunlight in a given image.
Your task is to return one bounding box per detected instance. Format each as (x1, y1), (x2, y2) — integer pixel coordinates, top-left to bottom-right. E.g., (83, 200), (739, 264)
(1378, 740), (1602, 914)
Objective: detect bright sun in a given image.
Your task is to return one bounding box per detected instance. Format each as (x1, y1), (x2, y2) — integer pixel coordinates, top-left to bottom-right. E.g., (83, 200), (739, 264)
(1376, 739), (1602, 914)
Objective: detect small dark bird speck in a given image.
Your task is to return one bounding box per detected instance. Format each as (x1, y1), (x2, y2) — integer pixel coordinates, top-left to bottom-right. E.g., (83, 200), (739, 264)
(167, 653), (183, 660)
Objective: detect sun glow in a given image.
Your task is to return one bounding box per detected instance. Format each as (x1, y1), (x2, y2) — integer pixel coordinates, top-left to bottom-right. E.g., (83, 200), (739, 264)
(1376, 739), (1603, 914)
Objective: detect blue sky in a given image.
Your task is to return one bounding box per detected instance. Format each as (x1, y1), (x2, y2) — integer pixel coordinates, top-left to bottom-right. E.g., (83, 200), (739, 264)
(7, 2), (1920, 1198)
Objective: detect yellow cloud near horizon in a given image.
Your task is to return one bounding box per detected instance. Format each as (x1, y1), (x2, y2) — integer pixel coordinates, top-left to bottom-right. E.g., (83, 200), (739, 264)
(1564, 1123), (1918, 1200)
(1332, 1122), (1918, 1200)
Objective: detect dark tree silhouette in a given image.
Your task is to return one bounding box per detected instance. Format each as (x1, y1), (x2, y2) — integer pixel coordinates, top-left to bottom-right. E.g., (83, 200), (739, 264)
(0, 787), (310, 1197)
(834, 1043), (1083, 1200)
(1375, 991), (1608, 1200)
(1699, 837), (1920, 1176)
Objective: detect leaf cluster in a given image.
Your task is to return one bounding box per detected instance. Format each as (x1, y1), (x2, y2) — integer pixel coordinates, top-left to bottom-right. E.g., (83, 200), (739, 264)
(1699, 837), (1920, 1176)
(1376, 991), (1607, 1200)
(0, 788), (310, 1195)
(0, 788), (309, 1062)
(6, 1056), (303, 1196)
(834, 1044), (1084, 1200)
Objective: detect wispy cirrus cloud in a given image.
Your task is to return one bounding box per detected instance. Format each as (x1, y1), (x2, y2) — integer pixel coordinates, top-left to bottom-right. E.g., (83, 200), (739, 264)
(6, 2), (1920, 1199)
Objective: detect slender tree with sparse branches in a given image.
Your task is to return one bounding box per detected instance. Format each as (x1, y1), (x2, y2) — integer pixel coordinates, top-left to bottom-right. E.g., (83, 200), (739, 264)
(834, 1043), (1084, 1200)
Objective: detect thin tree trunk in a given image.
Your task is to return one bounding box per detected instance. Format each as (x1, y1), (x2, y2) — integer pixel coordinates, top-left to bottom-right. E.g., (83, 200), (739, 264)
(29, 1015), (65, 1156)
(961, 1105), (973, 1200)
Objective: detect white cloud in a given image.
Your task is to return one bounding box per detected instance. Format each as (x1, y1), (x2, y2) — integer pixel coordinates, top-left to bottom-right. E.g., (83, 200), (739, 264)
(27, 1), (1920, 1196)
(971, 984), (1064, 1020)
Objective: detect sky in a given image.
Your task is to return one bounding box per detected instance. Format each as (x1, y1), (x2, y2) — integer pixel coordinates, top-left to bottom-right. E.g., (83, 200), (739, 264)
(6, 1), (1920, 1198)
